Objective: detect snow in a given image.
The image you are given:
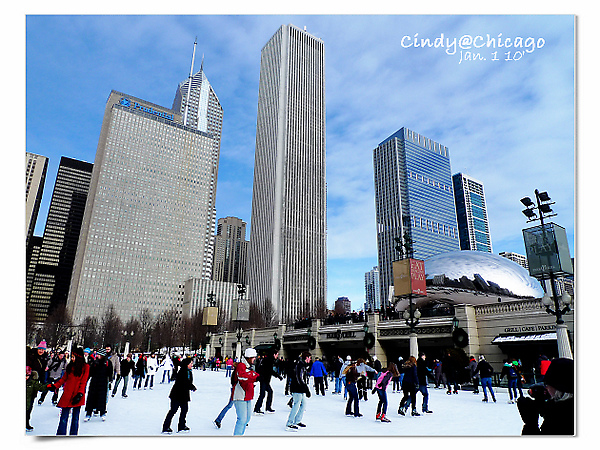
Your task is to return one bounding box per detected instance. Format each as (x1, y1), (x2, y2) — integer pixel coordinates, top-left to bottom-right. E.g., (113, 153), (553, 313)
(23, 368), (528, 439)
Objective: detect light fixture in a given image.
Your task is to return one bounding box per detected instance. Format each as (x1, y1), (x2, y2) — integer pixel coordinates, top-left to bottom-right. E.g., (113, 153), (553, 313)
(542, 292), (552, 306)
(403, 310), (410, 320)
(537, 191), (551, 202)
(562, 291), (572, 305)
(522, 208), (537, 219)
(520, 197), (534, 207)
(539, 203), (553, 214)
(414, 309), (421, 319)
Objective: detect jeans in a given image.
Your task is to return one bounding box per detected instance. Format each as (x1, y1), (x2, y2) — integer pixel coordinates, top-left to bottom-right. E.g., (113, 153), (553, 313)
(418, 384), (429, 411)
(113, 375), (129, 396)
(376, 388), (387, 415)
(57, 406), (81, 435)
(162, 370), (171, 383)
(345, 382), (360, 416)
(163, 399), (189, 431)
(216, 399), (233, 423)
(341, 376), (347, 399)
(334, 377), (342, 393)
(254, 381), (273, 412)
(133, 374), (144, 389)
(286, 392), (307, 426)
(225, 366), (233, 377)
(481, 377), (495, 400)
(233, 400), (252, 435)
(508, 378), (518, 400)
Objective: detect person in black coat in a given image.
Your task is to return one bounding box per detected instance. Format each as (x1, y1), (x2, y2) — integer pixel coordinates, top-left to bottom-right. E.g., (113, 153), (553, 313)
(442, 351), (459, 394)
(398, 356), (420, 416)
(162, 357), (197, 433)
(84, 349), (113, 420)
(254, 351), (283, 414)
(517, 358), (574, 435)
(133, 354), (146, 389)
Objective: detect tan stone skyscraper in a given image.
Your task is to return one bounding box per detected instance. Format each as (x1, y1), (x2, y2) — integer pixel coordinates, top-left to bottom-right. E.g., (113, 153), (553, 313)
(247, 24), (327, 325)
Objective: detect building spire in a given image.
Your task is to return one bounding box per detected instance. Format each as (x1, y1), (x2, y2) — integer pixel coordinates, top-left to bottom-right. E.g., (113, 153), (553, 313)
(183, 37), (197, 126)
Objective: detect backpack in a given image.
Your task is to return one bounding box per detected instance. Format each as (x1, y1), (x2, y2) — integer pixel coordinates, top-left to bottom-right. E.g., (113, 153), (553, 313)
(375, 371), (387, 389)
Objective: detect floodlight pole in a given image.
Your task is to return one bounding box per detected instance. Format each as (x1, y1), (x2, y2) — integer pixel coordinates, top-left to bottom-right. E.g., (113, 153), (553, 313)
(522, 189), (572, 359)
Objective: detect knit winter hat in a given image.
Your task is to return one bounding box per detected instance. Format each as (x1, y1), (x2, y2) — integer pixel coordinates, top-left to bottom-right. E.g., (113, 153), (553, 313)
(37, 340), (47, 350)
(543, 358), (574, 393)
(96, 348), (107, 357)
(244, 348), (257, 358)
(72, 347), (84, 358)
(84, 348), (91, 354)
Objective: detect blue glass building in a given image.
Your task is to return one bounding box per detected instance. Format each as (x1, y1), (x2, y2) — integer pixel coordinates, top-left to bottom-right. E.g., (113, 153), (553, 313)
(373, 127), (459, 304)
(453, 173), (492, 253)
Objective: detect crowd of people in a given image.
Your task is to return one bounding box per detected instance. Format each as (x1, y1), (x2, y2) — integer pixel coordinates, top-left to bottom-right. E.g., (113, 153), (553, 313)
(26, 339), (574, 436)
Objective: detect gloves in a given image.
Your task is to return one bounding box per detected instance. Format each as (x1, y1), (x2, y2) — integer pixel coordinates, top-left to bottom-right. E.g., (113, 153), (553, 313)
(516, 397), (539, 428)
(71, 393), (83, 405)
(47, 384), (56, 392)
(306, 390), (311, 398)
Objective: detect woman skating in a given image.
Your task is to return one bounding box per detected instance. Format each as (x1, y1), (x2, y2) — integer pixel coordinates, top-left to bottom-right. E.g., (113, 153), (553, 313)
(374, 362), (399, 422)
(49, 346), (90, 435)
(398, 356), (420, 416)
(162, 357), (197, 433)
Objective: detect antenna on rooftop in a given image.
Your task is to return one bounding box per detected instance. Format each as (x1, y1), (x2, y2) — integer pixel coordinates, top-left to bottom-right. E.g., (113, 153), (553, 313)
(183, 37), (197, 126)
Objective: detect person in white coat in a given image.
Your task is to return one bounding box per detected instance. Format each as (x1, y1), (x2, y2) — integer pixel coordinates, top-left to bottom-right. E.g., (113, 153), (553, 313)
(144, 353), (158, 389)
(160, 354), (174, 384)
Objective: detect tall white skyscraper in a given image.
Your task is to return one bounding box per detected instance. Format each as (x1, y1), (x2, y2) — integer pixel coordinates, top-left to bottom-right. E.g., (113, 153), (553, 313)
(248, 24), (327, 325)
(173, 52), (223, 278)
(67, 89), (221, 324)
(364, 266), (381, 311)
(453, 172), (492, 253)
(25, 152), (48, 242)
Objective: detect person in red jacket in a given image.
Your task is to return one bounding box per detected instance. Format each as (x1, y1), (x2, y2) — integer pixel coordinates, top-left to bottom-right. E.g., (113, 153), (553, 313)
(48, 346), (90, 435)
(232, 348), (259, 435)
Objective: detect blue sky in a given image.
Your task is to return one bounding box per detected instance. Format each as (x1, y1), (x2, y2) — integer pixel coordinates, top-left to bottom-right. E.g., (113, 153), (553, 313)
(23, 14), (575, 312)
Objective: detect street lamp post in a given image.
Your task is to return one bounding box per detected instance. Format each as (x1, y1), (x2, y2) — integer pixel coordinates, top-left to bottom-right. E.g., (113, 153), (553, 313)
(403, 295), (421, 358)
(521, 189), (573, 359)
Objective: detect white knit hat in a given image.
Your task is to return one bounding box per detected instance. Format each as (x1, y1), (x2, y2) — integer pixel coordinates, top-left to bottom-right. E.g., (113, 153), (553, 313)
(244, 348), (257, 358)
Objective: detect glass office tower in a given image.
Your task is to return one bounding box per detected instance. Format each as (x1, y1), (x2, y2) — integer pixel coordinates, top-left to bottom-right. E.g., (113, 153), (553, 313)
(28, 157), (93, 322)
(453, 172), (492, 252)
(67, 91), (219, 324)
(373, 127), (459, 302)
(247, 24), (327, 325)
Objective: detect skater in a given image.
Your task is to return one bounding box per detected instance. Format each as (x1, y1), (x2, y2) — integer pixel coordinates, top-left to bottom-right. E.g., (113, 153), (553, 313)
(398, 356), (420, 416)
(340, 356), (352, 399)
(433, 359), (443, 389)
(48, 347), (90, 435)
(332, 356), (344, 394)
(225, 356), (234, 377)
(254, 350), (283, 414)
(113, 353), (135, 398)
(84, 348), (113, 421)
(106, 346), (120, 396)
(133, 353), (146, 389)
(500, 359), (518, 403)
(442, 351), (459, 394)
(26, 366), (48, 431)
(162, 357), (197, 434)
(159, 353), (174, 383)
(468, 355), (480, 394)
(38, 349), (67, 405)
(343, 359), (361, 417)
(144, 352), (158, 389)
(355, 358), (377, 401)
(417, 352), (433, 414)
(285, 351), (312, 431)
(474, 355), (496, 402)
(309, 356), (328, 396)
(517, 357), (574, 435)
(513, 360), (525, 398)
(27, 341), (49, 394)
(373, 362), (399, 422)
(231, 348), (259, 435)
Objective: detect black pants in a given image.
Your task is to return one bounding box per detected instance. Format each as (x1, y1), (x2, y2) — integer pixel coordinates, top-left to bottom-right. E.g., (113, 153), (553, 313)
(163, 399), (189, 431)
(39, 377), (60, 404)
(314, 377), (325, 396)
(357, 376), (368, 400)
(254, 381), (273, 412)
(400, 385), (417, 411)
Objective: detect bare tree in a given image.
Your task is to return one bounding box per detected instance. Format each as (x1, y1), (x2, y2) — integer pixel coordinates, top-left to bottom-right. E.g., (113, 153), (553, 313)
(153, 309), (181, 353)
(100, 304), (123, 348)
(139, 308), (154, 352)
(123, 317), (143, 352)
(40, 303), (73, 349)
(80, 316), (99, 349)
